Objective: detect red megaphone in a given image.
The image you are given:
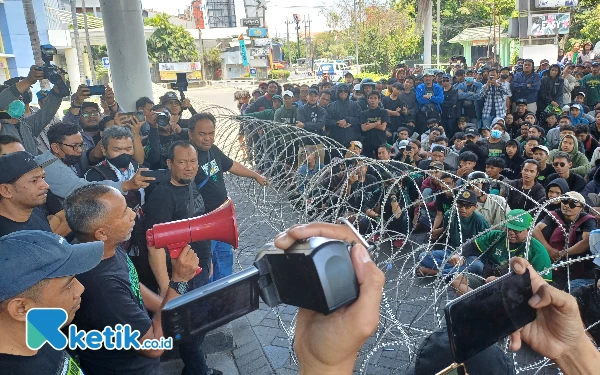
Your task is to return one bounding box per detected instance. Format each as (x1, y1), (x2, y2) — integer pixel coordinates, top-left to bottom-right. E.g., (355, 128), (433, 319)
(146, 198), (239, 275)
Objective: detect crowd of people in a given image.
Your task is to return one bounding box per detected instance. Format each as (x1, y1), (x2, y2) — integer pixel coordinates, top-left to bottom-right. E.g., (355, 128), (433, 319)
(1, 52), (600, 375)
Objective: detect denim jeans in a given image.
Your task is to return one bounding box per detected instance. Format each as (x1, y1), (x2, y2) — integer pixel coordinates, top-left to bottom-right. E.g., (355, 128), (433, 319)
(419, 249), (483, 276)
(481, 117), (494, 129)
(210, 240), (233, 282)
(179, 261), (210, 375)
(569, 278), (595, 290)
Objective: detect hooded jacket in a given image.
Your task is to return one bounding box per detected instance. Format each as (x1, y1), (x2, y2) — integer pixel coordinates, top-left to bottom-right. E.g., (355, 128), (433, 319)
(537, 66), (564, 109)
(297, 102), (327, 136)
(568, 104), (590, 125)
(538, 177), (569, 221)
(325, 84), (362, 147)
(548, 134), (591, 177)
(500, 142), (525, 181)
(582, 168), (600, 206)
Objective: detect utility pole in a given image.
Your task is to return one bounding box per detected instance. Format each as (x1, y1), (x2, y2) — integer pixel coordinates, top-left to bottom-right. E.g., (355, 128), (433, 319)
(353, 0), (359, 69)
(423, 0), (433, 66)
(436, 0), (440, 68)
(293, 14), (301, 62)
(285, 17), (294, 64)
(307, 15), (312, 66)
(303, 15), (308, 61)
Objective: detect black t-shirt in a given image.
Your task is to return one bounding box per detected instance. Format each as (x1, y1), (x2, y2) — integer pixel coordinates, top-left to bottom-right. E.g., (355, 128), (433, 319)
(0, 208), (51, 237)
(194, 145), (234, 213)
(435, 193), (454, 214)
(359, 107), (390, 147)
(0, 345), (83, 375)
(381, 96), (403, 132)
(72, 246), (159, 375)
(144, 181), (212, 264)
(537, 164), (555, 187)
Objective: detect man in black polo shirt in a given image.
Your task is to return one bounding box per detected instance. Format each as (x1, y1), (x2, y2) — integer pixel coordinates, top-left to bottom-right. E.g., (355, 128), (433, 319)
(0, 151), (54, 237)
(188, 113), (267, 281)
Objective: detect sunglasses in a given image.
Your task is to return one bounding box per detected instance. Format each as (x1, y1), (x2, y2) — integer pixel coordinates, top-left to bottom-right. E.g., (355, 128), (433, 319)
(442, 79), (450, 82)
(81, 111), (100, 118)
(553, 162), (568, 168)
(561, 199), (581, 209)
(456, 202), (475, 208)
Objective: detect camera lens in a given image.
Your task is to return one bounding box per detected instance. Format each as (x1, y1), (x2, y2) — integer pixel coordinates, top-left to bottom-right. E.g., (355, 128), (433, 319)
(155, 112), (170, 127)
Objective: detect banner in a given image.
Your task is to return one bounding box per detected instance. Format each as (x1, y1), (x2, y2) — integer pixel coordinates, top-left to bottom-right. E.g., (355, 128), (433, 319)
(239, 35), (249, 67)
(534, 0), (578, 7)
(158, 62), (202, 81)
(530, 13), (570, 36)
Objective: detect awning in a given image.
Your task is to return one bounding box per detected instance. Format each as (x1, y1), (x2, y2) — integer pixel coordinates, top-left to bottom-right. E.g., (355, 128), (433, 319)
(448, 26), (509, 44)
(46, 7), (104, 29)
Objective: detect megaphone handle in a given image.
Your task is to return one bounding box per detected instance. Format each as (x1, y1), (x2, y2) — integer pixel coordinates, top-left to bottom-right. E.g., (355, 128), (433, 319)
(167, 243), (202, 276)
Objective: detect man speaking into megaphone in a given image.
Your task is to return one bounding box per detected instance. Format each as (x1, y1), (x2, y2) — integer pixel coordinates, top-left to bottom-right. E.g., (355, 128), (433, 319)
(187, 113), (268, 281)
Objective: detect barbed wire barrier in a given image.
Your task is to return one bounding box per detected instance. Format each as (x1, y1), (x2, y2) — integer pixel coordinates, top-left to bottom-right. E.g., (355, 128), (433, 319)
(154, 85), (600, 373)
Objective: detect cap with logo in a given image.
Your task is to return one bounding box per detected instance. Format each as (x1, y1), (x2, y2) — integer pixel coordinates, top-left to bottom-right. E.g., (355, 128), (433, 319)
(272, 95), (283, 103)
(431, 145), (445, 154)
(283, 90), (294, 97)
(429, 161), (444, 171)
(0, 151), (55, 184)
(423, 70), (435, 77)
(456, 190), (478, 205)
(506, 209), (532, 231)
(515, 98), (528, 105)
(0, 230), (104, 301)
(396, 140), (410, 149)
(161, 91), (180, 104)
(464, 127), (478, 137)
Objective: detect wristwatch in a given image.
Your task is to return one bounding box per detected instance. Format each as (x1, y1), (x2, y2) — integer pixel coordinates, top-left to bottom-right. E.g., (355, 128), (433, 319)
(70, 102), (81, 108)
(168, 280), (189, 294)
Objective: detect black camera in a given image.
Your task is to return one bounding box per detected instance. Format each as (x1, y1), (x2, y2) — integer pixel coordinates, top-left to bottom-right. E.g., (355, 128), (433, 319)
(37, 44), (70, 97)
(155, 111), (170, 127)
(170, 72), (189, 100)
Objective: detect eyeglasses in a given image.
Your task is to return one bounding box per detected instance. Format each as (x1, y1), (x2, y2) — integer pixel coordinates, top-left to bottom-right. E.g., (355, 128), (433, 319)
(561, 199), (581, 209)
(60, 143), (84, 151)
(553, 162), (567, 167)
(507, 228), (526, 235)
(442, 79), (450, 82)
(456, 202), (475, 208)
(81, 111), (100, 118)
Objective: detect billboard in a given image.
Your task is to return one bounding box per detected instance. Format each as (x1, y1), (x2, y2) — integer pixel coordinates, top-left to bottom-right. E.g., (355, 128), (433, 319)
(535, 0), (578, 7)
(530, 13), (570, 36)
(158, 62), (202, 81)
(249, 28), (268, 38)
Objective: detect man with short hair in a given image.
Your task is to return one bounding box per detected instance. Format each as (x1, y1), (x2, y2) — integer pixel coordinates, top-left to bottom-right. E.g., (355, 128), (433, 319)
(574, 124), (598, 159)
(274, 90), (299, 124)
(0, 134), (24, 155)
(65, 184), (218, 375)
(546, 151), (586, 192)
(397, 77), (418, 136)
(512, 98), (529, 124)
(325, 84), (361, 157)
(35, 122), (151, 201)
(360, 91), (390, 159)
(297, 88), (327, 165)
(485, 156), (506, 195)
(581, 62), (600, 107)
(417, 144), (454, 171)
(511, 59), (541, 113)
(455, 150), (478, 179)
(481, 69), (510, 129)
(188, 114), (266, 281)
(318, 90), (331, 108)
(415, 71), (444, 134)
(0, 230), (103, 373)
(245, 80), (279, 113)
(502, 159), (546, 211)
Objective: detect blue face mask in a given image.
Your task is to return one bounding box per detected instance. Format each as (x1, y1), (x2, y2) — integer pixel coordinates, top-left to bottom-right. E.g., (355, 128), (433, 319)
(465, 77), (475, 83)
(7, 100), (25, 119)
(491, 129), (503, 139)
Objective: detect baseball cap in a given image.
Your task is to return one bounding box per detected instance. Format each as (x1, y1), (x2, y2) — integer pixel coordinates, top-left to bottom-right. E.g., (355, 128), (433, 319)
(570, 103), (583, 110)
(429, 161), (444, 170)
(456, 190), (478, 205)
(592, 62), (600, 67)
(564, 191), (585, 204)
(431, 145), (445, 153)
(283, 90), (294, 97)
(442, 74), (451, 80)
(575, 92), (586, 97)
(427, 118), (439, 125)
(531, 145), (549, 155)
(0, 151), (55, 184)
(308, 88), (319, 96)
(349, 140), (363, 149)
(515, 98), (528, 105)
(396, 140), (409, 149)
(0, 230), (104, 301)
(272, 94), (283, 103)
(506, 209), (533, 231)
(161, 91), (180, 104)
(407, 328), (515, 375)
(423, 70), (435, 76)
(464, 127), (478, 137)
(36, 89), (51, 101)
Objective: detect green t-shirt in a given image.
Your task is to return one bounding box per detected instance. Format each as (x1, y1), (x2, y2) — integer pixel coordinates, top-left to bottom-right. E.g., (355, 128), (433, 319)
(443, 211), (490, 250)
(581, 73), (600, 106)
(474, 230), (552, 281)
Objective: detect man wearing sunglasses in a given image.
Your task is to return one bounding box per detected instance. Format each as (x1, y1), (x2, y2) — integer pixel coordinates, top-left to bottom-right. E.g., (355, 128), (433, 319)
(533, 192), (596, 283)
(546, 150), (586, 192)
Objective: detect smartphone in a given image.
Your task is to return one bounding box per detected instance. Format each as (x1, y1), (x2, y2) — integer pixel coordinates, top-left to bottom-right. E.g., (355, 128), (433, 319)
(436, 363), (466, 375)
(444, 270), (536, 363)
(87, 85), (105, 96)
(162, 267), (260, 342)
(136, 111), (145, 122)
(140, 169), (170, 182)
(121, 112), (137, 117)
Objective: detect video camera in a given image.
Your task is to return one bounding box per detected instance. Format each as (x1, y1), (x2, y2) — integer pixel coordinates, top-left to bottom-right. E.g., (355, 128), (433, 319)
(170, 72), (189, 100)
(35, 44), (70, 97)
(149, 209), (361, 343)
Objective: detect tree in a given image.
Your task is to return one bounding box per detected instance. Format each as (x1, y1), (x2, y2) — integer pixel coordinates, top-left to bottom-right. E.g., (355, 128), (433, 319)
(201, 47), (222, 80)
(22, 0), (50, 88)
(564, 0), (600, 48)
(145, 13), (199, 63)
(70, 0), (86, 82)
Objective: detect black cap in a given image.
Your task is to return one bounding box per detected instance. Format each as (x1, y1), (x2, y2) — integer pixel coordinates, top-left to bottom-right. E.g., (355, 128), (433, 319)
(344, 72), (354, 77)
(0, 151), (53, 184)
(515, 98), (528, 105)
(427, 118), (439, 125)
(464, 127), (478, 137)
(593, 62), (600, 67)
(308, 88), (319, 96)
(161, 91), (180, 104)
(431, 145), (445, 153)
(456, 189), (478, 205)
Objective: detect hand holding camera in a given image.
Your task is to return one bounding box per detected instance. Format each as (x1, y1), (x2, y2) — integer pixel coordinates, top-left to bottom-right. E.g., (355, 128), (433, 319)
(27, 65), (46, 85)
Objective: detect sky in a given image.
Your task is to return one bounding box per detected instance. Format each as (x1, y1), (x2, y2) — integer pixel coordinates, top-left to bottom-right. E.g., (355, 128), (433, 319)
(140, 0), (330, 38)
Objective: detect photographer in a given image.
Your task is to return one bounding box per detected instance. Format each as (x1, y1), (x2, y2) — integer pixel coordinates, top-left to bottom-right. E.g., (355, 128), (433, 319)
(160, 91), (197, 129)
(150, 103), (186, 169)
(0, 66), (64, 155)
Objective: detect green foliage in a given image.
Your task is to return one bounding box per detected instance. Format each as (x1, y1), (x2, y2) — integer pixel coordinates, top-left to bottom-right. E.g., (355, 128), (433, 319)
(567, 0), (600, 45)
(145, 13), (198, 63)
(510, 49), (519, 65)
(94, 62), (108, 80)
(268, 70), (291, 80)
(355, 72), (388, 82)
(241, 72), (251, 78)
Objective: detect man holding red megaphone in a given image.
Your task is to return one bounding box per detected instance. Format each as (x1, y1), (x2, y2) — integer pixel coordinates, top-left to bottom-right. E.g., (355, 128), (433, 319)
(144, 140), (224, 375)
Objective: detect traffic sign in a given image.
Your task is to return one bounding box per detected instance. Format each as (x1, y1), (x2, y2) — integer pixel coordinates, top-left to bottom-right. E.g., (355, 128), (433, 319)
(241, 18), (261, 27)
(102, 57), (110, 69)
(250, 68), (257, 77)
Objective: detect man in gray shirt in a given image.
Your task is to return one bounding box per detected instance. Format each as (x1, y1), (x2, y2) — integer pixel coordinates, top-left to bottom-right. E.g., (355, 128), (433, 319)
(0, 66), (64, 155)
